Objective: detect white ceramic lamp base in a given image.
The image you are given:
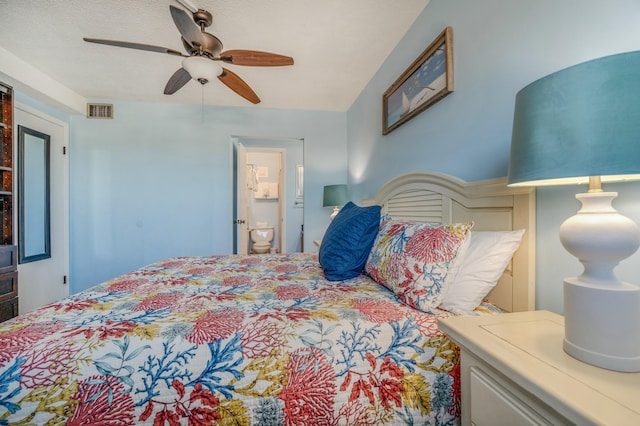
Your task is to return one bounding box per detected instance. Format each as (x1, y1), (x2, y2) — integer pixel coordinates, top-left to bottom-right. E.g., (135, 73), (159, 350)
(560, 192), (640, 372)
(330, 206), (340, 220)
(564, 277), (640, 372)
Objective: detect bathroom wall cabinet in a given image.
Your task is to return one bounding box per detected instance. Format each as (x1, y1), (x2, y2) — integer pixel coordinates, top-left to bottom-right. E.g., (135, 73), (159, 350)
(0, 82), (18, 322)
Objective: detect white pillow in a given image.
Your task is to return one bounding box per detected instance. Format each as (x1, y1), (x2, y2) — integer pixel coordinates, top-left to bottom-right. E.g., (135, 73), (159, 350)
(439, 229), (525, 314)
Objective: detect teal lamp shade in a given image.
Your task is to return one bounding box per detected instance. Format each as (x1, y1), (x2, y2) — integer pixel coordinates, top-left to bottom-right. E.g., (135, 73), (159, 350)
(508, 51), (640, 187)
(323, 184), (349, 207)
(323, 184), (349, 219)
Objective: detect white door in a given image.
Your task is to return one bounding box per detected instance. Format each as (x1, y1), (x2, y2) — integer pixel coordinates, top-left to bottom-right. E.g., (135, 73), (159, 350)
(15, 103), (69, 313)
(234, 140), (250, 254)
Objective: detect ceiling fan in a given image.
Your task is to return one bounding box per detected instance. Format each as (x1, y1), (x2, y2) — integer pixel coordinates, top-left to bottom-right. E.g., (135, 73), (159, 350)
(83, 2), (294, 104)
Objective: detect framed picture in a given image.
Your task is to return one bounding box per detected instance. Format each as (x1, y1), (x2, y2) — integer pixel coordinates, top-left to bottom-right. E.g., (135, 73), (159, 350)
(382, 26), (453, 135)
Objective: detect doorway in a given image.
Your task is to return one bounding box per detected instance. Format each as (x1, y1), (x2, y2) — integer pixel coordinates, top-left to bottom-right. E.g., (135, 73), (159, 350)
(232, 137), (303, 254)
(14, 103), (69, 313)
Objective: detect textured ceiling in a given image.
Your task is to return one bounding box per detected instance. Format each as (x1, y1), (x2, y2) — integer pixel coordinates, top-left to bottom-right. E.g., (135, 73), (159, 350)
(0, 0), (429, 111)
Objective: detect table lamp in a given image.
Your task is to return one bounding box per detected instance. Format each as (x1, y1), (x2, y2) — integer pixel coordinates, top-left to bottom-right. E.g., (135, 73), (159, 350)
(323, 184), (349, 220)
(508, 51), (640, 372)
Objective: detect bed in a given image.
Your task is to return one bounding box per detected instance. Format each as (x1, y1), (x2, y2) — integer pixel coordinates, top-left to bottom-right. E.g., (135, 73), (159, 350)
(0, 171), (534, 425)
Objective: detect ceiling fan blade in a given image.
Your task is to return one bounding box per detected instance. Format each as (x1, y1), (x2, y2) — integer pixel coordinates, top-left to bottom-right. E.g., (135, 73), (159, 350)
(83, 38), (185, 57)
(220, 50), (294, 66)
(169, 5), (206, 48)
(218, 68), (260, 104)
(164, 68), (192, 95)
(175, 0), (197, 13)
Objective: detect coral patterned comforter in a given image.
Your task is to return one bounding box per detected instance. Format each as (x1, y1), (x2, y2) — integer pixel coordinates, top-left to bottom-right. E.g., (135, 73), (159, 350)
(0, 253), (485, 425)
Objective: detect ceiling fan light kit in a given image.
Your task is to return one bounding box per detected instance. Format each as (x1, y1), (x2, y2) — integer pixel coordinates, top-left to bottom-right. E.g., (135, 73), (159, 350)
(182, 56), (222, 84)
(83, 2), (294, 104)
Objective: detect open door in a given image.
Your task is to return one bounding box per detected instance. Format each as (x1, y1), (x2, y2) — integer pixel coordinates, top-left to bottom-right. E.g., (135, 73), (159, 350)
(15, 103), (69, 313)
(234, 141), (250, 254)
(232, 137), (303, 253)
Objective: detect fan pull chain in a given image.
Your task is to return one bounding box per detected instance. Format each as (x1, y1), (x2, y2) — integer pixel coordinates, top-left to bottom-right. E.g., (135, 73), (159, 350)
(201, 84), (205, 123)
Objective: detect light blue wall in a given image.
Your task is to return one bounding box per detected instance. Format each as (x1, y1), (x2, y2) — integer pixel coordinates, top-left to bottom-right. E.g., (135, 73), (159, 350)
(347, 0), (640, 313)
(70, 100), (346, 292)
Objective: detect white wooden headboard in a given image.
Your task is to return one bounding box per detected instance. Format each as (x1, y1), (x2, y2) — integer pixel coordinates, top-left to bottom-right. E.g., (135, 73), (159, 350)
(362, 171), (536, 313)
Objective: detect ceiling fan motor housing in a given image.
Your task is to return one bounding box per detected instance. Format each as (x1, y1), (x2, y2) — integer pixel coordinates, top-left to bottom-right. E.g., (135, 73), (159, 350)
(193, 9), (213, 28)
(181, 32), (223, 57)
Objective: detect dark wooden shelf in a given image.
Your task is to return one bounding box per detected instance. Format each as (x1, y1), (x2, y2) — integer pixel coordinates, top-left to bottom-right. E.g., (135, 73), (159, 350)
(0, 81), (17, 322)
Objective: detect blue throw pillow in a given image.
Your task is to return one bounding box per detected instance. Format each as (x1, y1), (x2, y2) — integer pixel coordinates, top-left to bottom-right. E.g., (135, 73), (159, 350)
(319, 201), (382, 281)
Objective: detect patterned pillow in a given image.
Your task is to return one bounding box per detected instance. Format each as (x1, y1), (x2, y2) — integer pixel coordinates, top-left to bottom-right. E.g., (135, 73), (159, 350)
(365, 220), (473, 312)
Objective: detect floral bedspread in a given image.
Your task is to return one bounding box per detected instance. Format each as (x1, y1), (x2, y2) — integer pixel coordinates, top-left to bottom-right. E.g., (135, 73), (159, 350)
(0, 253), (469, 425)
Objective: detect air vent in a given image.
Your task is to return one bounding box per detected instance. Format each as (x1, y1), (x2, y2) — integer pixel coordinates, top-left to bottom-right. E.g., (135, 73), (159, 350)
(87, 103), (114, 119)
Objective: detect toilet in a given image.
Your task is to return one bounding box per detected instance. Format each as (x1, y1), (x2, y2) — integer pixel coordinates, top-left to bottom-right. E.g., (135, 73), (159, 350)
(250, 223), (274, 254)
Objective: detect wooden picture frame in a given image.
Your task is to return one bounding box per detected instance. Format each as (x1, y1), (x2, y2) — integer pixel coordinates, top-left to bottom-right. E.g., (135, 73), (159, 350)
(382, 26), (453, 135)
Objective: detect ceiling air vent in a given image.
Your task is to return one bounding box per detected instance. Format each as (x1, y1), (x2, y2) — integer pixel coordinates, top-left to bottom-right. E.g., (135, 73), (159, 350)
(87, 103), (114, 119)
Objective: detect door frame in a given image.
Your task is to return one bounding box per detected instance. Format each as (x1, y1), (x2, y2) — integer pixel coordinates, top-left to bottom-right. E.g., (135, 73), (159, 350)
(230, 136), (304, 254)
(245, 147), (285, 254)
(232, 143), (285, 255)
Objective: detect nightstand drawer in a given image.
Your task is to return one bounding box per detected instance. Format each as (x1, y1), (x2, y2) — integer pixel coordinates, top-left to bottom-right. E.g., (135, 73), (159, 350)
(469, 366), (562, 426)
(0, 297), (18, 322)
(0, 245), (17, 275)
(0, 271), (17, 302)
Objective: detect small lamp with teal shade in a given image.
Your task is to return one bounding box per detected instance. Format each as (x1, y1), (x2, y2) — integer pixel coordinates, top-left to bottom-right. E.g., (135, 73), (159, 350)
(508, 51), (640, 372)
(323, 184), (349, 220)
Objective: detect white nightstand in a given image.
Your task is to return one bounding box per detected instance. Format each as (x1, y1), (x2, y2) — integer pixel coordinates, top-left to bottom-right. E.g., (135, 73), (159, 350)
(439, 311), (640, 426)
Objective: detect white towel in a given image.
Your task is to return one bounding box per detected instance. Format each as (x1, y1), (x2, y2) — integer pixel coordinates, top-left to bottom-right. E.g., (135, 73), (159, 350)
(247, 165), (259, 192)
(255, 182), (279, 199)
